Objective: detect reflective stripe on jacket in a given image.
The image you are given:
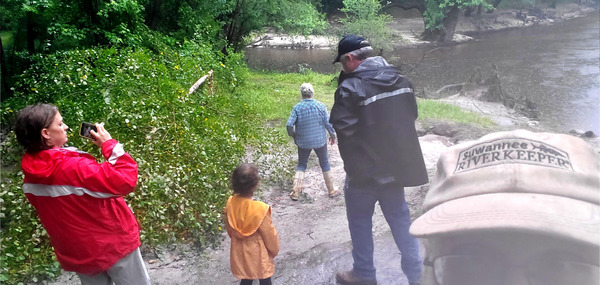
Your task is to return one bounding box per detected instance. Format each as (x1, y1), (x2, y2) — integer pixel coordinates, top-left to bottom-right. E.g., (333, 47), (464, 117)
(21, 139), (140, 274)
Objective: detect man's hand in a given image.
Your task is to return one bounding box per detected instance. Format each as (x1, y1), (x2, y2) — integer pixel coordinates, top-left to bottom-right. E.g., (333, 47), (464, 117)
(329, 137), (336, 145)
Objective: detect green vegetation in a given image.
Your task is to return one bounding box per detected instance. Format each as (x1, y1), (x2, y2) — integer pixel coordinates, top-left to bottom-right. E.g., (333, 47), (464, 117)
(338, 0), (396, 53)
(1, 0), (498, 283)
(0, 62), (494, 284)
(243, 71), (338, 119)
(0, 42), (254, 284)
(242, 71), (495, 129)
(417, 99), (495, 126)
(424, 0), (491, 31)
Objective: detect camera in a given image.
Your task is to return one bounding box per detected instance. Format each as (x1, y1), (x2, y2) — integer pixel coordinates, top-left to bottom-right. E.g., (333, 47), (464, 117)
(79, 122), (97, 140)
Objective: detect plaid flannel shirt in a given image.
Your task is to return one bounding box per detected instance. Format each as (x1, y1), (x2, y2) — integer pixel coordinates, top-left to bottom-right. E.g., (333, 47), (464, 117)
(286, 99), (336, 149)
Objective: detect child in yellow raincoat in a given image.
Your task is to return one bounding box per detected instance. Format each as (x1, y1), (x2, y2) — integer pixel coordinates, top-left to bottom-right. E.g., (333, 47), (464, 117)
(226, 163), (280, 285)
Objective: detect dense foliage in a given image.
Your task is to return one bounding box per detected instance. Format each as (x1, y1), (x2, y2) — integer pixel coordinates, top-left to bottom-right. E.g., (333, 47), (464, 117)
(0, 0), (558, 283)
(338, 0), (396, 53)
(0, 0), (329, 99)
(0, 1), (324, 282)
(423, 0), (491, 30)
(0, 38), (263, 283)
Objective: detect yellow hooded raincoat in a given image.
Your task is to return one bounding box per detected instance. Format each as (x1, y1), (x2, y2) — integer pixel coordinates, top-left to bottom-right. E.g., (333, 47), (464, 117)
(225, 195), (280, 280)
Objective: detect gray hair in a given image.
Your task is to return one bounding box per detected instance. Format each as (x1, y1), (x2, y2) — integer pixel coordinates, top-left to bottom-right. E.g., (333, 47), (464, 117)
(300, 83), (314, 98)
(345, 46), (373, 61)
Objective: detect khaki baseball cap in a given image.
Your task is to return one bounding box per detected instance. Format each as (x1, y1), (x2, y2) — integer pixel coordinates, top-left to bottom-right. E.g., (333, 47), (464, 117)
(410, 129), (600, 247)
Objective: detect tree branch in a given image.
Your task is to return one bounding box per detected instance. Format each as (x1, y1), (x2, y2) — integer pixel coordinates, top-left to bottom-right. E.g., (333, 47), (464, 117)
(408, 47), (444, 74)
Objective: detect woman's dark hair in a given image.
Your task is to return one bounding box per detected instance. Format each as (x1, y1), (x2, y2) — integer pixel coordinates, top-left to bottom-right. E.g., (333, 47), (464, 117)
(14, 103), (58, 153)
(231, 163), (260, 196)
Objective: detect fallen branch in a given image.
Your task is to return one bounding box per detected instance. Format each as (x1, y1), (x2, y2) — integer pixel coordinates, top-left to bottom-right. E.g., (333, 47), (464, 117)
(471, 102), (529, 122)
(471, 102), (489, 114)
(187, 70), (214, 95)
(410, 29), (420, 38)
(436, 83), (467, 95)
(408, 47), (444, 74)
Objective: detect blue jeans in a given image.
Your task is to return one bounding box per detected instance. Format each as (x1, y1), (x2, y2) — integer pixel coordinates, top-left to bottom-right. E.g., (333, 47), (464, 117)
(297, 144), (330, 172)
(343, 176), (422, 283)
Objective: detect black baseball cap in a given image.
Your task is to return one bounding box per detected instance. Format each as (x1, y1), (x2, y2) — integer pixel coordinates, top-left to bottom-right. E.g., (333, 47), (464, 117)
(333, 34), (371, 64)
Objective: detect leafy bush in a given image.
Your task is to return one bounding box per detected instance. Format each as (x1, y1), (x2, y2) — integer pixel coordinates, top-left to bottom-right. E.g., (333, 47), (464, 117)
(423, 0), (491, 30)
(338, 0), (396, 54)
(271, 1), (329, 35)
(0, 41), (255, 283)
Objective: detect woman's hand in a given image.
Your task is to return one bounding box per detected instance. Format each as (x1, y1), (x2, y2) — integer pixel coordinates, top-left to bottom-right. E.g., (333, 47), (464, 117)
(90, 123), (112, 148)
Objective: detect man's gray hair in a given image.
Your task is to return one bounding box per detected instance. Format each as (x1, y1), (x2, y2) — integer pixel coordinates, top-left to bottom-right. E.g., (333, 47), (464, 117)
(345, 46), (373, 61)
(300, 83), (314, 98)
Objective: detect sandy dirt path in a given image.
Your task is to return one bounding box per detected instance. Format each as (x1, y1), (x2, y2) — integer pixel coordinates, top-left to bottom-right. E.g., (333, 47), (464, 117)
(49, 134), (453, 285)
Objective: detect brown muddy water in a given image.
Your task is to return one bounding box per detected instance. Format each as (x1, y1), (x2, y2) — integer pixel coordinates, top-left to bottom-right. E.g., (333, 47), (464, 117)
(245, 12), (600, 135)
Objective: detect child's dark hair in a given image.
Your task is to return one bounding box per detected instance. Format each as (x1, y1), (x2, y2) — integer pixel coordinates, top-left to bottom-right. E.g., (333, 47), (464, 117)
(231, 163), (259, 196)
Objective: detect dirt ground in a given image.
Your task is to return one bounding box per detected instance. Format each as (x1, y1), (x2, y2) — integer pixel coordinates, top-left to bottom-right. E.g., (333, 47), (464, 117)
(49, 131), (454, 285)
(50, 94), (600, 285)
(45, 4), (598, 285)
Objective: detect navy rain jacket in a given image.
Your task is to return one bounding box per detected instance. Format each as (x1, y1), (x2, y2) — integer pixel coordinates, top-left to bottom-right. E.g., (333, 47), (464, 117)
(330, 56), (428, 186)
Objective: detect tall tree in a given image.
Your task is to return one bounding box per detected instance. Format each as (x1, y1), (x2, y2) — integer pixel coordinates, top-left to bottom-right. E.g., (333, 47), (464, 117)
(0, 0), (145, 100)
(421, 0), (491, 42)
(219, 0), (327, 53)
(143, 0), (224, 45)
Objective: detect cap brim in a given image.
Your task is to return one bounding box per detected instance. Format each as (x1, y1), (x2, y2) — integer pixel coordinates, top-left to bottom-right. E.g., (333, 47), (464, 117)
(333, 54), (341, 64)
(410, 193), (600, 247)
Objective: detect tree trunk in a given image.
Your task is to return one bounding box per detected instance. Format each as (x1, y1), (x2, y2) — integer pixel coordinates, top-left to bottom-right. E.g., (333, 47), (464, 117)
(441, 6), (460, 42)
(145, 0), (162, 30)
(222, 0), (245, 55)
(26, 12), (36, 54)
(421, 5), (460, 42)
(464, 6), (474, 17)
(487, 0), (503, 13)
(0, 37), (12, 100)
(83, 0), (100, 44)
(464, 5), (483, 16)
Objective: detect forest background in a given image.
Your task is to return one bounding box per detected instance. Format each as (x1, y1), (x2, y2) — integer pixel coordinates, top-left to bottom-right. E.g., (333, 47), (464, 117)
(0, 0), (586, 283)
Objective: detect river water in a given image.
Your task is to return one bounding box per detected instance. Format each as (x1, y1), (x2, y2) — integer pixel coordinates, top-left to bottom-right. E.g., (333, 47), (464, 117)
(245, 12), (599, 134)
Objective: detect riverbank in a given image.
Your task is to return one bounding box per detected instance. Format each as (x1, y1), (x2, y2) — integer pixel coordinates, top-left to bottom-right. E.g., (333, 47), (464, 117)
(47, 113), (599, 285)
(43, 5), (598, 284)
(247, 3), (597, 49)
(46, 70), (599, 285)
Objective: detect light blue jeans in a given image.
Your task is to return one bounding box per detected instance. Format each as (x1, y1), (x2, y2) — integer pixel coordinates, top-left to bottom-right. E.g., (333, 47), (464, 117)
(344, 176), (422, 283)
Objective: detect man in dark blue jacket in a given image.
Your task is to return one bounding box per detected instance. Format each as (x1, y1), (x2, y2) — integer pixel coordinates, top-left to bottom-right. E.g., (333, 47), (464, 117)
(330, 34), (428, 285)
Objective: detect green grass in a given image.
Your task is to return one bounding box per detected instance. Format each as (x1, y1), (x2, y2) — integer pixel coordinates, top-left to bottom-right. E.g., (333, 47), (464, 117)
(418, 99), (495, 127)
(238, 71), (338, 138)
(244, 70), (495, 129)
(243, 71), (337, 119)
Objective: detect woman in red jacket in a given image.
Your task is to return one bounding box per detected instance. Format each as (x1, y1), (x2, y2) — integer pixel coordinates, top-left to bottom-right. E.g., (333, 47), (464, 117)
(14, 103), (150, 285)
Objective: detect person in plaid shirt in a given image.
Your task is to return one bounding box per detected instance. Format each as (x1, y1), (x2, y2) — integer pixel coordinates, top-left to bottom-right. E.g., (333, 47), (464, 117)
(286, 83), (339, 200)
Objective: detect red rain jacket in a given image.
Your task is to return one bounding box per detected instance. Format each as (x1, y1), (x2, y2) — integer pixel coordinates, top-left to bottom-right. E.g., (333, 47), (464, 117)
(21, 139), (140, 274)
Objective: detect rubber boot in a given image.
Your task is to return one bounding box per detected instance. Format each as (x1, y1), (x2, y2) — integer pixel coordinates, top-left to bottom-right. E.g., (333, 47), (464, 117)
(323, 170), (339, 197)
(290, 170), (304, 201)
